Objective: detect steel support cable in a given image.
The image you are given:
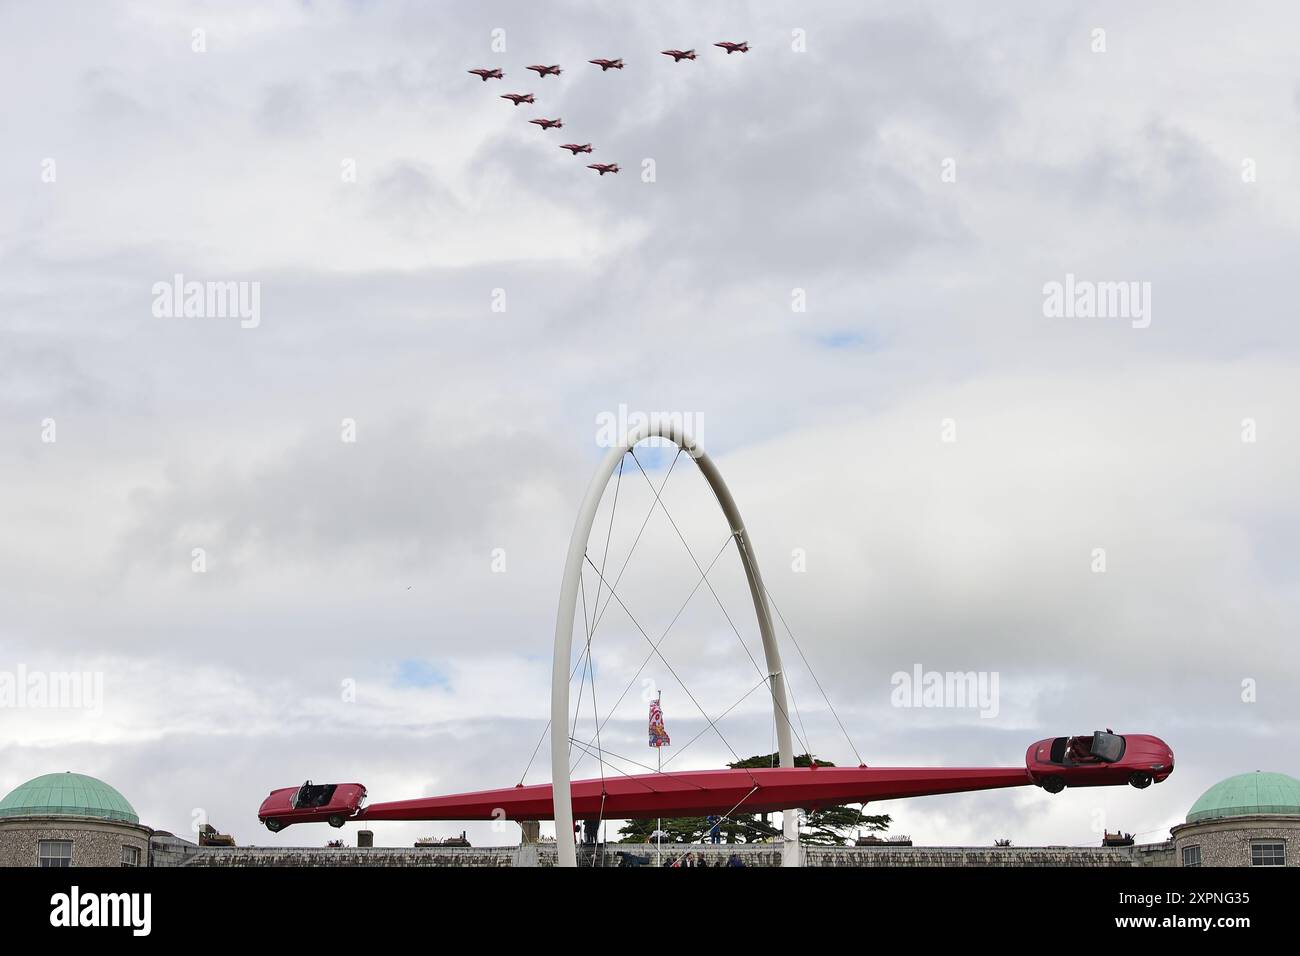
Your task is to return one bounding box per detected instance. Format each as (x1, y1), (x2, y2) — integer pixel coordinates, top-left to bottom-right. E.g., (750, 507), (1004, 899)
(588, 457), (624, 640)
(566, 737), (783, 859)
(570, 574), (593, 747)
(569, 648), (607, 779)
(521, 571), (605, 785)
(764, 585), (866, 767)
(587, 448), (684, 637)
(572, 458), (622, 754)
(625, 449), (813, 759)
(661, 672), (775, 769)
(719, 809), (804, 845)
(568, 531), (737, 771)
(588, 626), (606, 802)
(678, 801), (788, 849)
(666, 784), (760, 867)
(584, 642), (608, 869)
(590, 790), (606, 868)
(730, 526), (812, 759)
(626, 450), (766, 676)
(568, 573), (613, 780)
(566, 737), (708, 792)
(783, 667), (813, 763)
(581, 552), (756, 785)
(517, 450), (682, 785)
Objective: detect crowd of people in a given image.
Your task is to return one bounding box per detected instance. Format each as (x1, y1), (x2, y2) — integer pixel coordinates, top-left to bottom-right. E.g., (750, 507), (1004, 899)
(668, 852), (747, 868)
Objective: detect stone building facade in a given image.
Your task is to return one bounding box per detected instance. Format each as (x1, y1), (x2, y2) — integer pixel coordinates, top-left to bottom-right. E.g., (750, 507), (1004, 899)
(0, 770), (199, 867)
(1171, 815), (1300, 867)
(0, 815), (151, 868)
(1170, 771), (1300, 867)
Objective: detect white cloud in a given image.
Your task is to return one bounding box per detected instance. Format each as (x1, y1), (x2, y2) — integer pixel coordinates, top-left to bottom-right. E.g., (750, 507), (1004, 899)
(2, 0), (1297, 849)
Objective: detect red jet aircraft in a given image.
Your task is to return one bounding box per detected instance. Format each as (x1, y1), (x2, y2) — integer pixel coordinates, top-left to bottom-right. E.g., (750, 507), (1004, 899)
(715, 41), (749, 54)
(467, 68), (503, 81)
(527, 64), (562, 78)
(500, 93), (534, 106)
(589, 58), (624, 71)
(560, 143), (593, 155)
(530, 117), (563, 130)
(661, 49), (696, 62)
(587, 163), (620, 175)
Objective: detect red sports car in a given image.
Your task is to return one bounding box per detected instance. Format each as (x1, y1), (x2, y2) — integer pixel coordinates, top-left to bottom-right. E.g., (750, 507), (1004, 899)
(259, 781), (366, 832)
(1026, 730), (1174, 793)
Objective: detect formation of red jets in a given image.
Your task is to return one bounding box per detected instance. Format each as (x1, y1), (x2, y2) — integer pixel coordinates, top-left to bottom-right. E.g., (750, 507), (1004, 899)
(467, 40), (749, 178)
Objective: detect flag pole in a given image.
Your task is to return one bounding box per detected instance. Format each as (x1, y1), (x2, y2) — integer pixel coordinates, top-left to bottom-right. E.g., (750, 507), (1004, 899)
(656, 689), (662, 866)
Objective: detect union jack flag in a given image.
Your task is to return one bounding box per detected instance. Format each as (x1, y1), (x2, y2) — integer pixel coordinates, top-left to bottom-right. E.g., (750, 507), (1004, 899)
(648, 698), (670, 748)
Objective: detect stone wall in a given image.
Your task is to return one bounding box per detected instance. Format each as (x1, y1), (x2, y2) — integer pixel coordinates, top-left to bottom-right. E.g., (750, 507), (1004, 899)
(182, 842), (1162, 867)
(596, 844), (1141, 867)
(1129, 840), (1176, 867)
(806, 846), (1138, 867)
(184, 846), (518, 867)
(1172, 815), (1300, 866)
(0, 816), (151, 867)
(149, 832), (202, 867)
(588, 843), (781, 867)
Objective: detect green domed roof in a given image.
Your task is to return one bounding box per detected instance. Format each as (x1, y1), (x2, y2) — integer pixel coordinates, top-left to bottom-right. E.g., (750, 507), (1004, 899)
(1187, 772), (1300, 824)
(0, 772), (139, 825)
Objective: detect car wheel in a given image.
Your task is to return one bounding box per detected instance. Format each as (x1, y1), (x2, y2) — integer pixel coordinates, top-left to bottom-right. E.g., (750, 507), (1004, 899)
(265, 819), (283, 832)
(1042, 775), (1066, 794)
(1129, 771), (1153, 790)
(329, 814), (346, 828)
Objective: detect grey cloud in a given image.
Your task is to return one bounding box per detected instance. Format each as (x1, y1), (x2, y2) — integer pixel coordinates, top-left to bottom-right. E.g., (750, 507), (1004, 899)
(2, 0), (1299, 850)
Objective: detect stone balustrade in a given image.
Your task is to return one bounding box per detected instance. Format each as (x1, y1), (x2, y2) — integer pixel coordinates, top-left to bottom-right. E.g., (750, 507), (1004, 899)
(182, 842), (1153, 867)
(183, 846), (517, 867)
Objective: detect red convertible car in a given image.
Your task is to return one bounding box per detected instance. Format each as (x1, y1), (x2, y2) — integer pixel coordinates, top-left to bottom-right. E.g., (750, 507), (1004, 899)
(258, 781), (366, 832)
(1026, 731), (1174, 794)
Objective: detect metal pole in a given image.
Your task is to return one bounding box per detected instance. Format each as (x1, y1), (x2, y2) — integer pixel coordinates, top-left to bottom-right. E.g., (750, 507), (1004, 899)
(656, 688), (662, 866)
(656, 746), (662, 865)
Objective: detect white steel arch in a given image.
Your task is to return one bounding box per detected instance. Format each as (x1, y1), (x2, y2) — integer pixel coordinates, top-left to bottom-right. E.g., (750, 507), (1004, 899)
(551, 422), (799, 867)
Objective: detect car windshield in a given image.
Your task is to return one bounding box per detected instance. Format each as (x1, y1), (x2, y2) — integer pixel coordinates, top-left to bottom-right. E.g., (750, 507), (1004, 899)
(294, 782), (338, 809)
(1091, 732), (1125, 762)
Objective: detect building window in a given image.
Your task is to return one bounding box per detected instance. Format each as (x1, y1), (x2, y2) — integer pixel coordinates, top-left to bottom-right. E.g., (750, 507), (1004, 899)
(39, 840), (73, 867)
(1250, 841), (1285, 866)
(1181, 844), (1201, 867)
(121, 845), (141, 867)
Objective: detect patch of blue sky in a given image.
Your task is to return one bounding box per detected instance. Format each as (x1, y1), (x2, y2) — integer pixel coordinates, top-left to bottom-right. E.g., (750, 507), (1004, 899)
(394, 659), (451, 690)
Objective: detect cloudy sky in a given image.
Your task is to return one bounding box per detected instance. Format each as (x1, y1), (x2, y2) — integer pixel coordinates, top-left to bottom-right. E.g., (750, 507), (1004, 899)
(2, 0), (1298, 851)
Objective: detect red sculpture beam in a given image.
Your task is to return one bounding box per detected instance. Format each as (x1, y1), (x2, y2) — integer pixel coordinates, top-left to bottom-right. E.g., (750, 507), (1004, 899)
(258, 732), (1172, 831)
(354, 765), (1032, 822)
